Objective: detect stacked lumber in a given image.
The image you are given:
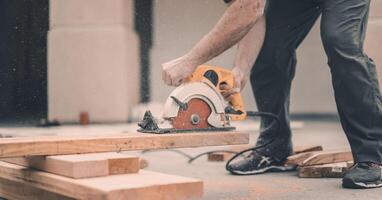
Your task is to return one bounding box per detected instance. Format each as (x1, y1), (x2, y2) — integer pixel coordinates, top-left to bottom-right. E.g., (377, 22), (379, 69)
(0, 161), (203, 200)
(0, 153), (203, 200)
(0, 131), (249, 199)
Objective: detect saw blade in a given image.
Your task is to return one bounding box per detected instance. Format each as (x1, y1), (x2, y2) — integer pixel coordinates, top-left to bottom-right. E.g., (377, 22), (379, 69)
(171, 98), (212, 129)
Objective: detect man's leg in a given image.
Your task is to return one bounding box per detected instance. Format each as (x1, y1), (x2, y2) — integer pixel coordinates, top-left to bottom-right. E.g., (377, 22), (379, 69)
(251, 0), (321, 161)
(320, 0), (382, 188)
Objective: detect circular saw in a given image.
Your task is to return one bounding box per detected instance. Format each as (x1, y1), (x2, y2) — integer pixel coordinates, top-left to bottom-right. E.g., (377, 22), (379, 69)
(138, 65), (247, 134)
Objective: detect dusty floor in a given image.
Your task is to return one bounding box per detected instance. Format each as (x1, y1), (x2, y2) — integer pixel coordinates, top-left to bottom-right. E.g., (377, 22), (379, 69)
(128, 120), (382, 200)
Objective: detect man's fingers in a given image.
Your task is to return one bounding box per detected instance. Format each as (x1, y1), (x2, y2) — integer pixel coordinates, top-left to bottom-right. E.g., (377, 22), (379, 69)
(232, 87), (240, 93)
(222, 90), (236, 98)
(222, 88), (239, 96)
(222, 92), (235, 102)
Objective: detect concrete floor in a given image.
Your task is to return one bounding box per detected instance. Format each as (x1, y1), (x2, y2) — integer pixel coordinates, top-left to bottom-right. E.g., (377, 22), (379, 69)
(0, 120), (381, 199)
(128, 120), (382, 200)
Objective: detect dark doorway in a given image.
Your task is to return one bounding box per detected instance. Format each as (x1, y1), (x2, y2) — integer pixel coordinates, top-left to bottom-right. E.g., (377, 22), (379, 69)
(0, 0), (49, 125)
(135, 0), (153, 103)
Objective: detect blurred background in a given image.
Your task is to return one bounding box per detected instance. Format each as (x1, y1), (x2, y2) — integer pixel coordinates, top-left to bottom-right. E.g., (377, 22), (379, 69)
(0, 0), (381, 125)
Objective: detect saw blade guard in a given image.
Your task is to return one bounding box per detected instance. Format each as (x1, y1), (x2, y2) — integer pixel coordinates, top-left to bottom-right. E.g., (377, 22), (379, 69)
(162, 82), (228, 128)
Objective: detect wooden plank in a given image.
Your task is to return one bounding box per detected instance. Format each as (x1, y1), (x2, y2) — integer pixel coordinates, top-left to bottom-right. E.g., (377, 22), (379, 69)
(298, 162), (353, 178)
(294, 145), (323, 154)
(301, 151), (353, 166)
(0, 131), (249, 158)
(0, 161), (203, 200)
(207, 145), (323, 162)
(1, 152), (140, 179)
(286, 151), (353, 166)
(0, 177), (73, 200)
(207, 153), (228, 162)
(286, 151), (320, 166)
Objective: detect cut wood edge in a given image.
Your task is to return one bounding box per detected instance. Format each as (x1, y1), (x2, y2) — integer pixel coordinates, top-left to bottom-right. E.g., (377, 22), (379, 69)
(1, 152), (140, 179)
(301, 151), (353, 166)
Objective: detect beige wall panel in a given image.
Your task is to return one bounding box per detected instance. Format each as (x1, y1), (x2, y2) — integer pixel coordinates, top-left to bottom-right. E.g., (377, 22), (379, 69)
(370, 0), (382, 18)
(50, 0), (133, 28)
(48, 27), (139, 123)
(292, 20), (337, 113)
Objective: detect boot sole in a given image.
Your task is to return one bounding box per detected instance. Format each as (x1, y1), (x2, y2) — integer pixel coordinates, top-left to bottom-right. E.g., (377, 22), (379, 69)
(229, 165), (296, 175)
(343, 178), (382, 189)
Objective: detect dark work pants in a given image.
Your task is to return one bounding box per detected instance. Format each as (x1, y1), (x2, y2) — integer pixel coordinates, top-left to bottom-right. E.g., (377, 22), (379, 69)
(252, 0), (382, 163)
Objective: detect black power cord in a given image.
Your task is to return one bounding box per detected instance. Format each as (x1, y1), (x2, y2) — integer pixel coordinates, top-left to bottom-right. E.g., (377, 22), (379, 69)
(140, 111), (280, 175)
(188, 111), (280, 165)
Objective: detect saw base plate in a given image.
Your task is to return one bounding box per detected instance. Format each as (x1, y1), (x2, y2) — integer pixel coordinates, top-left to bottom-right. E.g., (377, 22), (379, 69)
(138, 126), (236, 134)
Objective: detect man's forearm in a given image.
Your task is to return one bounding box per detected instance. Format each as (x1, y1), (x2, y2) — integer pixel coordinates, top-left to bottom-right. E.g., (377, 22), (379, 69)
(185, 0), (265, 67)
(234, 16), (266, 74)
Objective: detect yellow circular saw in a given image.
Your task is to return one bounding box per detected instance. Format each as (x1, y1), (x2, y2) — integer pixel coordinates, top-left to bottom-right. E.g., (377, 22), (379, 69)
(138, 65), (247, 134)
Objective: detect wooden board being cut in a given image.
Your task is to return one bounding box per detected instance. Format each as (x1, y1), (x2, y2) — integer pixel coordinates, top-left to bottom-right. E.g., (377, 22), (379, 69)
(0, 131), (249, 158)
(1, 152), (140, 179)
(0, 161), (203, 200)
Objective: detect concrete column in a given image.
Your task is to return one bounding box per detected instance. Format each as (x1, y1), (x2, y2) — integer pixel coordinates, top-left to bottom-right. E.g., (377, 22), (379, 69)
(48, 0), (140, 123)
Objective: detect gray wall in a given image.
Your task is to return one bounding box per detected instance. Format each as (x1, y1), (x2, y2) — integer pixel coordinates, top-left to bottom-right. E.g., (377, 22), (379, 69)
(151, 0), (382, 114)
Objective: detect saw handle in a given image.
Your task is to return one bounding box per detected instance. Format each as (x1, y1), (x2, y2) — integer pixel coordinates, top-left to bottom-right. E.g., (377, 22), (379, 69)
(219, 81), (246, 121)
(187, 65), (247, 121)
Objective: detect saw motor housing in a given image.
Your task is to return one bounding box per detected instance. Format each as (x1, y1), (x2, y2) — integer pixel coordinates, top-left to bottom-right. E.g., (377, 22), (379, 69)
(186, 65), (246, 121)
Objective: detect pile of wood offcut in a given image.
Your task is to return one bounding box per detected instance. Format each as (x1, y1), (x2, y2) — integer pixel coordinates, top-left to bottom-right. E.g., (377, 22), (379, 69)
(208, 145), (353, 178)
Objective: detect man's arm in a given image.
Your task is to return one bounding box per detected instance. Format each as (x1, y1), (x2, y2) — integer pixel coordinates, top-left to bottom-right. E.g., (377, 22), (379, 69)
(162, 0), (266, 86)
(221, 16), (266, 100)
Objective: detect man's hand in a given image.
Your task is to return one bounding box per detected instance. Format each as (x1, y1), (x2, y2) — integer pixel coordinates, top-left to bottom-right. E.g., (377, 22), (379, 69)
(220, 67), (248, 101)
(162, 56), (198, 86)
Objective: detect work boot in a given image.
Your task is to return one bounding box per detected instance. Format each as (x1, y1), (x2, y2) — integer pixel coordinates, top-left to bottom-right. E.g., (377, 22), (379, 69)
(226, 151), (295, 175)
(342, 162), (382, 189)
